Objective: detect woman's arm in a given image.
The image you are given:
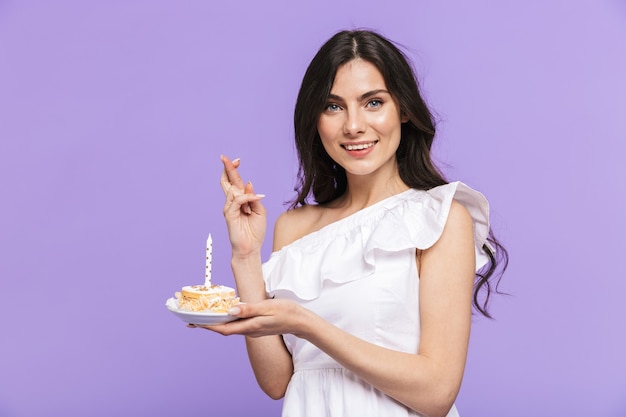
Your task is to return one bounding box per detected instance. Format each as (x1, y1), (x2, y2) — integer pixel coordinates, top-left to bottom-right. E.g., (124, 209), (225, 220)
(212, 200), (476, 417)
(215, 156), (294, 399)
(230, 251), (294, 399)
(299, 200), (475, 416)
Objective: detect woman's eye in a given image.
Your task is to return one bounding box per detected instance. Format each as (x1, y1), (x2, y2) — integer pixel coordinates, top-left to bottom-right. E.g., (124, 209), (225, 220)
(367, 99), (382, 108)
(325, 103), (341, 112)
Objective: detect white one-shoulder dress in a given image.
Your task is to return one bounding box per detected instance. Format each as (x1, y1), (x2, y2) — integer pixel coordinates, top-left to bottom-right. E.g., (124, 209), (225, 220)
(262, 182), (492, 417)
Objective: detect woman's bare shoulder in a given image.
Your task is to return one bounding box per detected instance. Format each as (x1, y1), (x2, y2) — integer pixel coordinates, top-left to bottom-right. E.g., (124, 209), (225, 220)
(272, 205), (323, 251)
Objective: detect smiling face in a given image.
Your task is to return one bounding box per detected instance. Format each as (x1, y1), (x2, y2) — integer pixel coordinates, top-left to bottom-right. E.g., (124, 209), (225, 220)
(317, 59), (406, 182)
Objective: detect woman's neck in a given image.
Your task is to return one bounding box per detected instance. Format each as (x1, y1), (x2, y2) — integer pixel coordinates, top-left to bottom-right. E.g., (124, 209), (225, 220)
(330, 173), (409, 211)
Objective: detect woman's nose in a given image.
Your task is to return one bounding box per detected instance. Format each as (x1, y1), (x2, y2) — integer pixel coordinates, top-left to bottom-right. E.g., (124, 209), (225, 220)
(343, 109), (366, 136)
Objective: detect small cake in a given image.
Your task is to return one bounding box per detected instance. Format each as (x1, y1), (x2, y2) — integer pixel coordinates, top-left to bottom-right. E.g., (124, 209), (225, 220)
(175, 284), (240, 313)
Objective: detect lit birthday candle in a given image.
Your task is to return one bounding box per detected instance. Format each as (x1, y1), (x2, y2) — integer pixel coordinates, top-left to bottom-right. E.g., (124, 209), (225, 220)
(205, 234), (212, 287)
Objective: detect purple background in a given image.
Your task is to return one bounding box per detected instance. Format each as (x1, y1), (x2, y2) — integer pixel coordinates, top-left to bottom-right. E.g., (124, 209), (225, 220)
(1, 1), (625, 416)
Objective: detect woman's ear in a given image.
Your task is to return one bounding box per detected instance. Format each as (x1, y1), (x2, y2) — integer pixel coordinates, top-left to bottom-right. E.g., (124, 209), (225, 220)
(401, 112), (410, 123)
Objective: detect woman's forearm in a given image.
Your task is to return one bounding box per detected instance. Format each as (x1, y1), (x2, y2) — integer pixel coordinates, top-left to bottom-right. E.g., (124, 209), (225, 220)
(230, 250), (269, 303)
(296, 310), (465, 417)
(230, 253), (294, 399)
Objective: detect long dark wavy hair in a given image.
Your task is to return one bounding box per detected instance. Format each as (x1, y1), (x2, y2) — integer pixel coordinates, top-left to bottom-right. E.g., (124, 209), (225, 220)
(291, 29), (508, 318)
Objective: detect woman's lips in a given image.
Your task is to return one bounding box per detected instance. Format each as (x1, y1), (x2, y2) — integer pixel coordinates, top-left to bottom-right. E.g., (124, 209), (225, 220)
(341, 140), (379, 151)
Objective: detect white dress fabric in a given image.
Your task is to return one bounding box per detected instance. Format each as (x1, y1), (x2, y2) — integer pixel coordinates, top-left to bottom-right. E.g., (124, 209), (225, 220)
(262, 182), (492, 417)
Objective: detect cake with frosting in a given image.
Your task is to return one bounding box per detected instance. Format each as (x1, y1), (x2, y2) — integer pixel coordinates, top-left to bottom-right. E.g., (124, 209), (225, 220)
(175, 284), (240, 313)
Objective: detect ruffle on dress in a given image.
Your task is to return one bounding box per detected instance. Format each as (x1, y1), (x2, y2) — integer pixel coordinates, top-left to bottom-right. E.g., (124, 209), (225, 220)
(262, 182), (491, 302)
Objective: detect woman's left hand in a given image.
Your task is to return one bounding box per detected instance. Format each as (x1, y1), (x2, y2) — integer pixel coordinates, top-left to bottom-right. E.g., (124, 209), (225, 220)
(191, 299), (307, 338)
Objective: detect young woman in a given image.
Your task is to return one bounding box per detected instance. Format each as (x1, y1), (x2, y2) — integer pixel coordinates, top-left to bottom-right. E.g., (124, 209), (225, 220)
(198, 30), (507, 417)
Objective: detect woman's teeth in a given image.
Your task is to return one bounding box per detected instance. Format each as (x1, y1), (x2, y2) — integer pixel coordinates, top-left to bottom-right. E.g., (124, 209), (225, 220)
(343, 141), (377, 151)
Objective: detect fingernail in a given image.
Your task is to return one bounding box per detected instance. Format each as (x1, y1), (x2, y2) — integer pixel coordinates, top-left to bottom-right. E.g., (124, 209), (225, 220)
(232, 158), (241, 164)
(244, 205), (252, 215)
(228, 307), (241, 316)
(255, 194), (266, 198)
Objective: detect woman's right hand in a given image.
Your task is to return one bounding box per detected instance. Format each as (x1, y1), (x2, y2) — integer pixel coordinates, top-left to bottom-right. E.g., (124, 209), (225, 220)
(220, 155), (266, 258)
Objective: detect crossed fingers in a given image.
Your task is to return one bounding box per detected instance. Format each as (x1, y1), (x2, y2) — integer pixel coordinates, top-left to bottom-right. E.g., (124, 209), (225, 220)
(220, 155), (244, 194)
(220, 155), (255, 214)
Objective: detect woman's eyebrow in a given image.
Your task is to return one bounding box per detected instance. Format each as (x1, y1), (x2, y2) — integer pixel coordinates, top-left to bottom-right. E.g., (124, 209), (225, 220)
(327, 89), (390, 102)
(359, 89), (390, 100)
(327, 93), (344, 102)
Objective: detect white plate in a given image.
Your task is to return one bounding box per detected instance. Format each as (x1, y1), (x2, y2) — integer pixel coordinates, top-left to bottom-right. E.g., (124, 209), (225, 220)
(165, 297), (240, 325)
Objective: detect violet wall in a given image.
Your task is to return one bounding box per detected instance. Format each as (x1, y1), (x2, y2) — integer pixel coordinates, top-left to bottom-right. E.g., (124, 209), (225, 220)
(1, 1), (625, 416)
